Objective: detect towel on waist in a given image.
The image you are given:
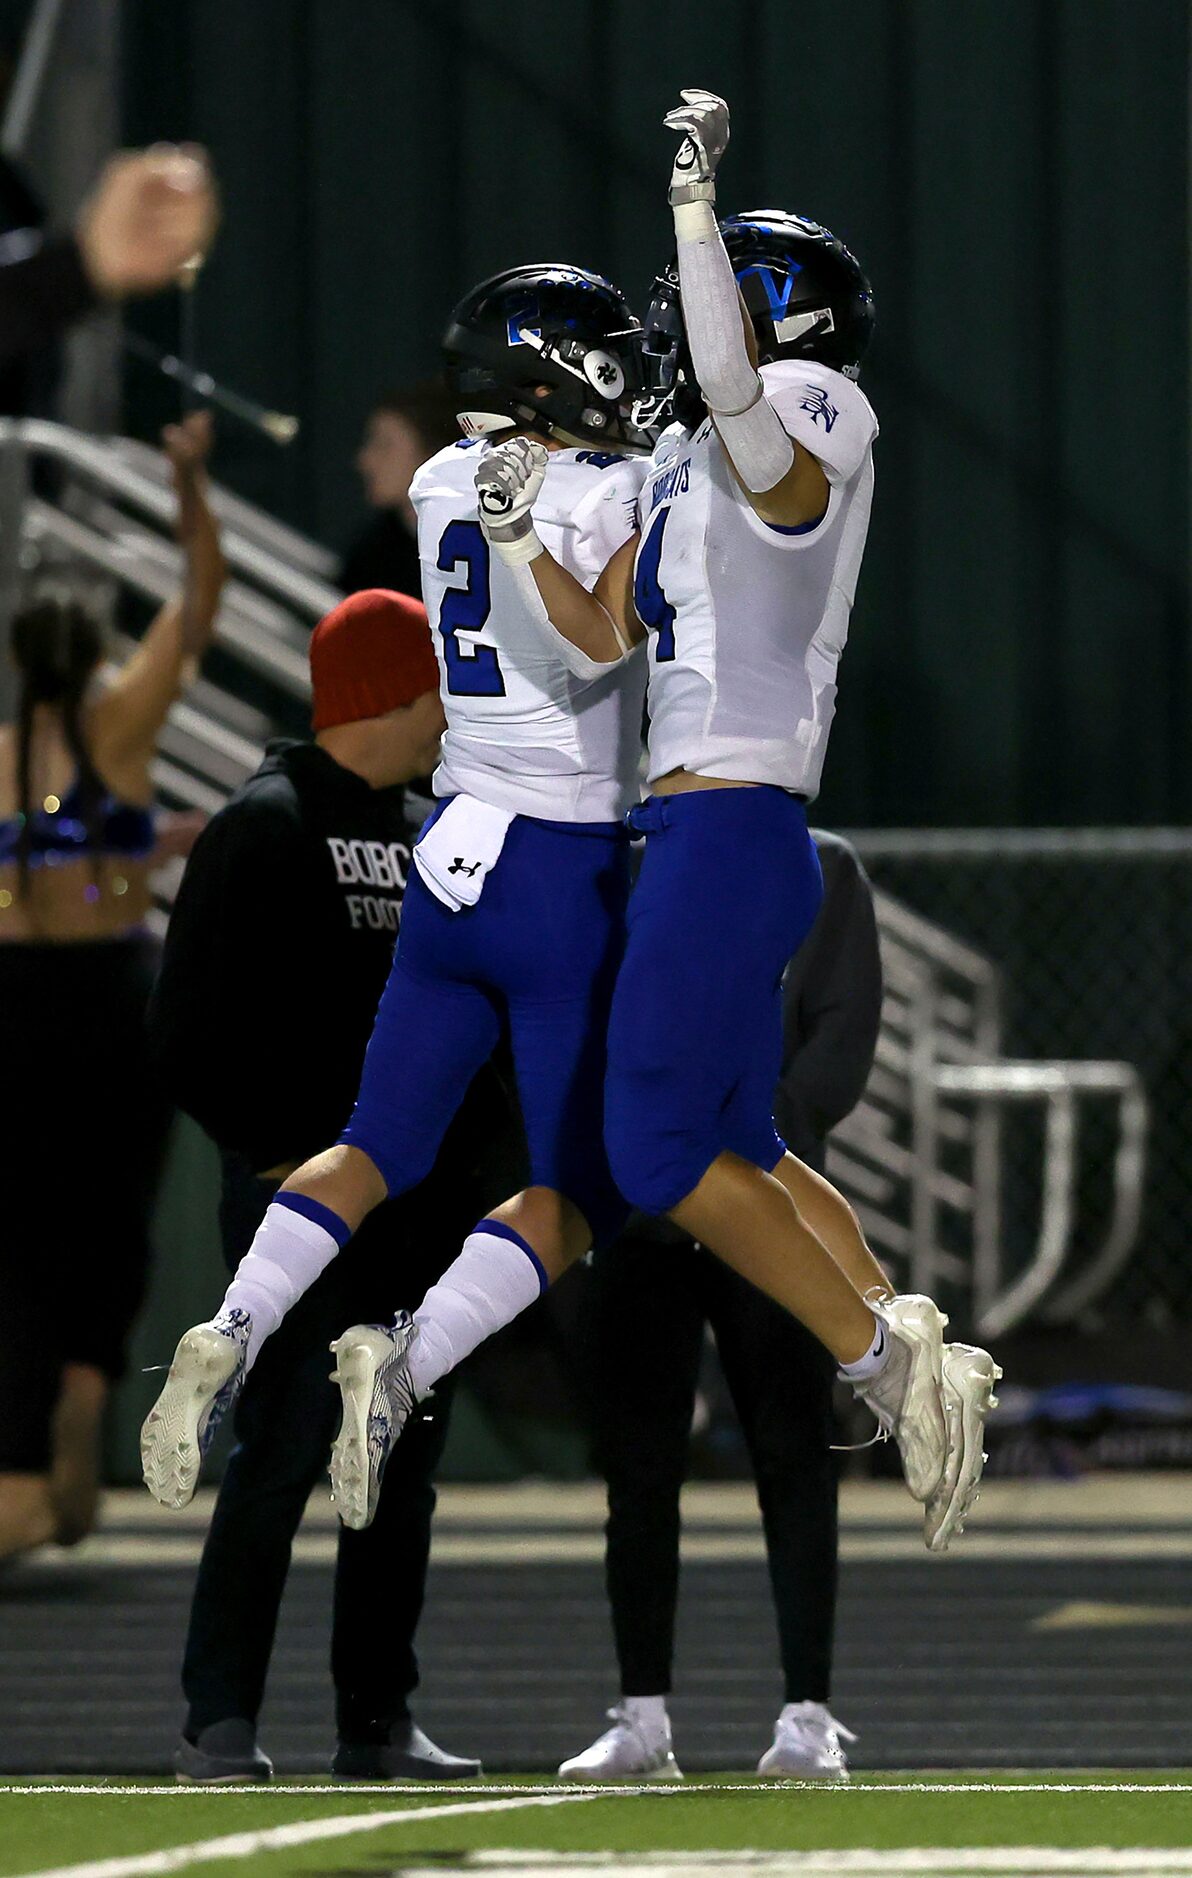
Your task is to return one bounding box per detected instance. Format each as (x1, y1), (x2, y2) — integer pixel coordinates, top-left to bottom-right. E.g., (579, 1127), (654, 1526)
(413, 794), (515, 911)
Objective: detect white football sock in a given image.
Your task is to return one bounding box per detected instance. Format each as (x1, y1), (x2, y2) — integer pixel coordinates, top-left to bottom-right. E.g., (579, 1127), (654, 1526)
(405, 1222), (548, 1400)
(837, 1313), (890, 1382)
(622, 1695), (670, 1739)
(220, 1196), (349, 1370)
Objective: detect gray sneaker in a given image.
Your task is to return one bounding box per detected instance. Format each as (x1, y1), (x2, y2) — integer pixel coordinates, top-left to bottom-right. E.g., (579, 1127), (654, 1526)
(332, 1722), (481, 1781)
(848, 1294), (948, 1504)
(175, 1719), (272, 1784)
(329, 1315), (419, 1531)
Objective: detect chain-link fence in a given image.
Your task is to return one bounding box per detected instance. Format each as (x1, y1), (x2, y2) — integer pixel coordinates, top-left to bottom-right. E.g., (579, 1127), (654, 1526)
(839, 828), (1192, 1327)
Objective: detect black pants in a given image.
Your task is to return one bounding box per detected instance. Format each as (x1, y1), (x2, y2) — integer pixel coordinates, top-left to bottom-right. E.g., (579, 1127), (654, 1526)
(588, 1232), (839, 1705)
(181, 1156), (454, 1744)
(0, 934), (169, 1471)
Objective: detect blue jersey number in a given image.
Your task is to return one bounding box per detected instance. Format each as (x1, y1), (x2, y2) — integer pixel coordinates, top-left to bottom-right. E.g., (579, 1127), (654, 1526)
(437, 520), (506, 697)
(634, 508), (677, 663)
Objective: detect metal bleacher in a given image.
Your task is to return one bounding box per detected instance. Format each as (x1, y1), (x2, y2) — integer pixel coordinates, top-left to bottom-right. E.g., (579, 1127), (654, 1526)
(827, 890), (1149, 1339)
(0, 420), (1150, 1337)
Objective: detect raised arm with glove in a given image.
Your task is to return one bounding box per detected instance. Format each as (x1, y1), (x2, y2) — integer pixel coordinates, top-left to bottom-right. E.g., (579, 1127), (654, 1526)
(474, 434), (638, 678)
(663, 88), (827, 523)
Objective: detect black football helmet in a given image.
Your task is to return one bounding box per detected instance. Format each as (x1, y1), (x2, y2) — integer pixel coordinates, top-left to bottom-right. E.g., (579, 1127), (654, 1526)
(638, 210), (875, 432)
(443, 263), (655, 454)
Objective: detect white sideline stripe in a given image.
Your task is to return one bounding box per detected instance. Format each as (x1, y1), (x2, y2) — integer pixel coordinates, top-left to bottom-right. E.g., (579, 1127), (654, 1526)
(6, 1791), (599, 1878)
(6, 1782), (1192, 1796)
(401, 1859), (1192, 1877)
(428, 1858), (1192, 1875)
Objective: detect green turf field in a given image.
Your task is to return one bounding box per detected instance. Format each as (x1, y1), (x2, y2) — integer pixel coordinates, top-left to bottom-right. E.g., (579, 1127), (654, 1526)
(2, 1774), (1191, 1877)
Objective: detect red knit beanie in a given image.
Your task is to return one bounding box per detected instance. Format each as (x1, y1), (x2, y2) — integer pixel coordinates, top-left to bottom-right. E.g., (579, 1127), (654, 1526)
(310, 589), (440, 732)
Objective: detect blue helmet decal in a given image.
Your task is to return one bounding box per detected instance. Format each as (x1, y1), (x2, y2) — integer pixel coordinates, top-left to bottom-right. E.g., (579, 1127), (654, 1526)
(506, 293), (542, 345)
(734, 261), (803, 319)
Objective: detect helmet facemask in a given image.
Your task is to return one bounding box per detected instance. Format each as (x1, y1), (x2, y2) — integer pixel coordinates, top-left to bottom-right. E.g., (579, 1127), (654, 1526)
(635, 269), (708, 435)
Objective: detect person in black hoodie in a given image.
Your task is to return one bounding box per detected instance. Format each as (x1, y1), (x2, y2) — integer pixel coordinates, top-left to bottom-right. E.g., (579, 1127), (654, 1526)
(559, 832), (883, 1785)
(150, 588), (518, 1782)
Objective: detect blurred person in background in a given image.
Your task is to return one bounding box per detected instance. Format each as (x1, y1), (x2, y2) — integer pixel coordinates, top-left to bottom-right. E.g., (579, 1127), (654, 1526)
(149, 589), (515, 1781)
(339, 381), (460, 599)
(0, 143), (218, 366)
(560, 832), (882, 1783)
(0, 411), (224, 1562)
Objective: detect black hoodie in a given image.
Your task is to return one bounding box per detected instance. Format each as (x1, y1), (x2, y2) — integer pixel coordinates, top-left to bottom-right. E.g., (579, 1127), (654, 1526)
(151, 739), (476, 1174)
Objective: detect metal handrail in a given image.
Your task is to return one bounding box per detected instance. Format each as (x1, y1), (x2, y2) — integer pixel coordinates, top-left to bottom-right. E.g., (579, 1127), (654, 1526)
(933, 1061), (1149, 1338)
(109, 436), (339, 582)
(827, 889), (1150, 1336)
(0, 419), (342, 624)
(25, 496), (313, 695)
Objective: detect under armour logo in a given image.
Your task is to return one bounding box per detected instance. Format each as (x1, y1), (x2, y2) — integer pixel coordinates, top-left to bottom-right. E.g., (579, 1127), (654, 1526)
(448, 857), (483, 877)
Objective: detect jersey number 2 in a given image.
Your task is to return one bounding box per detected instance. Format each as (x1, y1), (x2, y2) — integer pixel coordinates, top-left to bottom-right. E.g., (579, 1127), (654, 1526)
(437, 520), (506, 697)
(635, 508), (677, 662)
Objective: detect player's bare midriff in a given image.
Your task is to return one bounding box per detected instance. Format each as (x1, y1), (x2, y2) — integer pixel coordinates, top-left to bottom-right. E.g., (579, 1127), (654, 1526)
(652, 767), (760, 796)
(0, 719), (155, 943)
(0, 853), (155, 943)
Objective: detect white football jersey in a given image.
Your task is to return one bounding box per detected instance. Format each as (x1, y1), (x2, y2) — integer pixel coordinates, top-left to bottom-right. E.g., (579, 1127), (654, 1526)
(412, 440), (648, 822)
(635, 360), (878, 797)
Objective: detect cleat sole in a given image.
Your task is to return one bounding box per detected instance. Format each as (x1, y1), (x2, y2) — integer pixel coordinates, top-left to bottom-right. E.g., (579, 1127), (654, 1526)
(329, 1334), (382, 1532)
(927, 1344), (1001, 1554)
(557, 1763), (683, 1784)
(140, 1328), (239, 1511)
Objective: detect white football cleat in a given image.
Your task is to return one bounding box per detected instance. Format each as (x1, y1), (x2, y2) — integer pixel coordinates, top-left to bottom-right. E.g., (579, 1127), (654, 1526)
(848, 1293), (949, 1503)
(557, 1706), (682, 1782)
(329, 1314), (418, 1531)
(140, 1311), (250, 1509)
(925, 1342), (1002, 1553)
(757, 1701), (857, 1780)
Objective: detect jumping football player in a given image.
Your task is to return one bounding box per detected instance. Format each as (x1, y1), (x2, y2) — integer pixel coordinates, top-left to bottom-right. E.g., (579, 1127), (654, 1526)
(460, 91), (1000, 1550)
(141, 265), (658, 1524)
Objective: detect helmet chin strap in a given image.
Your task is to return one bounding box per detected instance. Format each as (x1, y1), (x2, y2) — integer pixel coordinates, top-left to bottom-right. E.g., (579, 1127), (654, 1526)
(629, 389), (674, 433)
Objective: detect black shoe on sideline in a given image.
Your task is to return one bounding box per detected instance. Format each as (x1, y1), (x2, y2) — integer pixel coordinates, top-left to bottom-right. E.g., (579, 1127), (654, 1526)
(175, 1719), (273, 1784)
(332, 1721), (481, 1781)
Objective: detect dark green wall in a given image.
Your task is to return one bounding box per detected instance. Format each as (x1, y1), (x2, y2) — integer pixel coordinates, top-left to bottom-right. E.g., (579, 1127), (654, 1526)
(122, 0), (1189, 826)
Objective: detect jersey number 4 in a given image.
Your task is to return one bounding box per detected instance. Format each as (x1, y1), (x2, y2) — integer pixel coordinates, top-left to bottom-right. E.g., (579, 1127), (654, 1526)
(437, 520), (506, 697)
(635, 508), (677, 662)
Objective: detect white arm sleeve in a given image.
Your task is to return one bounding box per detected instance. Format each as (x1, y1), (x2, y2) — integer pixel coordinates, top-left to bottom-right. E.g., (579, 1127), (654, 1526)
(673, 199), (796, 494)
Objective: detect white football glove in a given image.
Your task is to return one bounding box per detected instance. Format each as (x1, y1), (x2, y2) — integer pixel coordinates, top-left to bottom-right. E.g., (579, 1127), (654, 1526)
(475, 436), (549, 565)
(665, 88), (730, 206)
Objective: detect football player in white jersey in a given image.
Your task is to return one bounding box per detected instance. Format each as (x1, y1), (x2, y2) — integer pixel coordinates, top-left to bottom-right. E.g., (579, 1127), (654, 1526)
(469, 92), (1000, 1553)
(141, 266), (657, 1526)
